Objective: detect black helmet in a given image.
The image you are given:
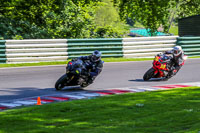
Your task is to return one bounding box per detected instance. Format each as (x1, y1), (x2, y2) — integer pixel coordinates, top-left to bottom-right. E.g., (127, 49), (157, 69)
(91, 50), (102, 62)
(172, 46), (182, 56)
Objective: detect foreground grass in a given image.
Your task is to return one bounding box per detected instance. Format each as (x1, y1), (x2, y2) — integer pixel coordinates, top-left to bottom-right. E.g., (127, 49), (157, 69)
(1, 87), (200, 133)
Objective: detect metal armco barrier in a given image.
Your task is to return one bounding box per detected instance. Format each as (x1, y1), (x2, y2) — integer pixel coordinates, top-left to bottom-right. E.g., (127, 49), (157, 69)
(123, 36), (177, 58)
(0, 40), (6, 64)
(176, 37), (200, 56)
(67, 38), (123, 58)
(6, 39), (67, 63)
(0, 36), (179, 64)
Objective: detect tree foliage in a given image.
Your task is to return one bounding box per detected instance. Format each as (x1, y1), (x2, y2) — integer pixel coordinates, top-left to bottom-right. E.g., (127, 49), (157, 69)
(114, 0), (200, 36)
(0, 0), (97, 39)
(94, 0), (127, 38)
(177, 0), (200, 18)
(114, 0), (172, 35)
(95, 0), (121, 27)
(1, 0), (198, 39)
(0, 0), (126, 39)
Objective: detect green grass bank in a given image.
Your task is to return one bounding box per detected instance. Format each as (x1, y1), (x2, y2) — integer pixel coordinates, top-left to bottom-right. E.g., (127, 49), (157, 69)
(0, 87), (200, 133)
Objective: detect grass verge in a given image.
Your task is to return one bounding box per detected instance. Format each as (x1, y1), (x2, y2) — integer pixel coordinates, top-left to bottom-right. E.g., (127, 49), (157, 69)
(190, 56), (200, 59)
(0, 87), (200, 133)
(0, 56), (199, 68)
(0, 58), (153, 68)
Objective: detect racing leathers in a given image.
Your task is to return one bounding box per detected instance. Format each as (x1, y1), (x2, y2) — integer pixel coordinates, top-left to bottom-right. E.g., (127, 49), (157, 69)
(78, 55), (103, 84)
(164, 50), (185, 77)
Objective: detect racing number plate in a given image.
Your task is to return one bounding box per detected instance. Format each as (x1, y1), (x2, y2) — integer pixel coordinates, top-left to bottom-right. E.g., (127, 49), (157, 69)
(154, 56), (159, 61)
(160, 64), (166, 69)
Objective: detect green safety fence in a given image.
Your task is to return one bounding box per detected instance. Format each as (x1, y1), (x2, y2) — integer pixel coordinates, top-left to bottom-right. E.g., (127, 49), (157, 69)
(67, 38), (123, 58)
(177, 37), (200, 56)
(0, 40), (6, 64)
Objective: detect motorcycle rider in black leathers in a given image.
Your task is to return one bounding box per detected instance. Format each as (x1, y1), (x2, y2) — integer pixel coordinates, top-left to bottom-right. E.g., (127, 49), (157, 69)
(77, 50), (103, 84)
(162, 46), (185, 78)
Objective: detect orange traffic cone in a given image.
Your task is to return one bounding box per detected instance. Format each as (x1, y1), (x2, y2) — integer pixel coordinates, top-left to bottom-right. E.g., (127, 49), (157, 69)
(36, 97), (42, 105)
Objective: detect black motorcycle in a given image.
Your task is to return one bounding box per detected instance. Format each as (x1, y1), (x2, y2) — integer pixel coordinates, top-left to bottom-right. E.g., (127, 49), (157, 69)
(55, 59), (91, 90)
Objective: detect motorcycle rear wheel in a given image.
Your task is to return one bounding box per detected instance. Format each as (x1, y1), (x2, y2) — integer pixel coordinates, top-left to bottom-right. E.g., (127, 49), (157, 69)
(55, 74), (68, 90)
(143, 68), (155, 81)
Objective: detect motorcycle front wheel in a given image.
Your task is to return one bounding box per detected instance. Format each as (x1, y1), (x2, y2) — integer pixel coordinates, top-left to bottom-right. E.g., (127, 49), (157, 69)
(80, 82), (89, 88)
(55, 74), (68, 90)
(143, 67), (155, 81)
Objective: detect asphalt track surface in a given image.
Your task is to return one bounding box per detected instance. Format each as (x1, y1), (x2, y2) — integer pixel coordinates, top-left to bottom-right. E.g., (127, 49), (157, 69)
(0, 58), (199, 102)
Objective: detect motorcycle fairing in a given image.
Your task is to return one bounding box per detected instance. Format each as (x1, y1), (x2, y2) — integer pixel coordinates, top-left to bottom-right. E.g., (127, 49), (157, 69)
(152, 55), (169, 78)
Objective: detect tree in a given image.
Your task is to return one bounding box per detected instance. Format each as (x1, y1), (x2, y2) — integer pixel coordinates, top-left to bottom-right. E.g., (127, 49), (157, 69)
(113, 0), (200, 36)
(95, 0), (121, 26)
(0, 0), (102, 39)
(114, 0), (173, 36)
(177, 0), (200, 18)
(93, 0), (127, 38)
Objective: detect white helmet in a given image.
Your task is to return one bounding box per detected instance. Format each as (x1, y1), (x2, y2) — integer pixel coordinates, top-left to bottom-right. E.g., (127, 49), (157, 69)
(172, 46), (182, 56)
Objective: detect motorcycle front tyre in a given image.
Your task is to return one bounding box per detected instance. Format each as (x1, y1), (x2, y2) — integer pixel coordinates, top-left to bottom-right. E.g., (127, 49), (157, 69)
(55, 74), (68, 90)
(80, 82), (89, 88)
(143, 67), (155, 81)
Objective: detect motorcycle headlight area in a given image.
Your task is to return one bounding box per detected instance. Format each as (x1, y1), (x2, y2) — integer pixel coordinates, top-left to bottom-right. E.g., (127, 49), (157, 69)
(67, 64), (73, 71)
(75, 68), (82, 75)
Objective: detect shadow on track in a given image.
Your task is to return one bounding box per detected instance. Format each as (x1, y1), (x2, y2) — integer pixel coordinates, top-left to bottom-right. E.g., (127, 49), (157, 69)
(129, 78), (169, 82)
(57, 86), (84, 92)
